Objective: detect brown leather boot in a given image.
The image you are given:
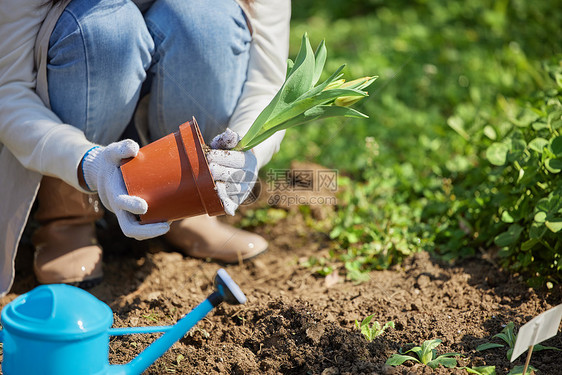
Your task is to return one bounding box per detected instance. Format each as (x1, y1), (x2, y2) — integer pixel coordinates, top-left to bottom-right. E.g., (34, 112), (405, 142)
(165, 215), (268, 263)
(32, 176), (104, 286)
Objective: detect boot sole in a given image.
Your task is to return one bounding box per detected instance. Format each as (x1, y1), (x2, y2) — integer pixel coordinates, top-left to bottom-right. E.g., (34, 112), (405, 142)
(68, 277), (104, 289)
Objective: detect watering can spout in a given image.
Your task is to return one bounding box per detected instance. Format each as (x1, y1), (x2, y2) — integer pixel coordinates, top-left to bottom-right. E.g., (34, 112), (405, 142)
(110, 269), (246, 375)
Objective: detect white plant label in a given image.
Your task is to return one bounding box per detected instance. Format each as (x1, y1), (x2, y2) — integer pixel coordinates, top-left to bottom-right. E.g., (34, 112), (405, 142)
(511, 303), (562, 362)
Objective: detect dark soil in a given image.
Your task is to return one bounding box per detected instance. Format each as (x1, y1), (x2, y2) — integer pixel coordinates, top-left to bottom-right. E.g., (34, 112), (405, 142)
(1, 181), (561, 375)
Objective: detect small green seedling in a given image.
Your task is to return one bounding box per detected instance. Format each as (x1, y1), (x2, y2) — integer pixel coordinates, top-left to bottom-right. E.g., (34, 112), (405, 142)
(477, 322), (559, 360)
(385, 338), (461, 369)
(142, 311), (160, 323)
(354, 315), (394, 341)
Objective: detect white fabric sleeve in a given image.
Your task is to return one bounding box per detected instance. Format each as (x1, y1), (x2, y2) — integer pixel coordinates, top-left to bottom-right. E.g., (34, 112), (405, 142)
(0, 0), (94, 192)
(228, 0), (291, 170)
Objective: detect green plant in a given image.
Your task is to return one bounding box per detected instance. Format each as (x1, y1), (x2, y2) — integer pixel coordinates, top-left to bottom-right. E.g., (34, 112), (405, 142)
(234, 33), (376, 151)
(299, 255), (334, 277)
(142, 311), (160, 323)
(354, 315), (394, 341)
(264, 0), (562, 287)
(436, 59), (562, 287)
(477, 322), (560, 360)
(385, 339), (461, 369)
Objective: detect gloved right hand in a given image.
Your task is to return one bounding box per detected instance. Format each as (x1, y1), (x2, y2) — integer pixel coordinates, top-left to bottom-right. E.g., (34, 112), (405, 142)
(80, 140), (170, 240)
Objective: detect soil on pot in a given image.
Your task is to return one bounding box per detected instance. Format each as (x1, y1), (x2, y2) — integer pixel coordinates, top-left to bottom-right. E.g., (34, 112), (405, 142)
(1, 175), (561, 375)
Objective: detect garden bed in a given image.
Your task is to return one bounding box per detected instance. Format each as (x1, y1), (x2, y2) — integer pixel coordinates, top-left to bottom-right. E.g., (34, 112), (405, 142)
(2, 200), (560, 375)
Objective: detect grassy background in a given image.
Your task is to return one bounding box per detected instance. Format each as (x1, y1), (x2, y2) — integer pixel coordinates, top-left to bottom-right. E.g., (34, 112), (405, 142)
(251, 0), (562, 287)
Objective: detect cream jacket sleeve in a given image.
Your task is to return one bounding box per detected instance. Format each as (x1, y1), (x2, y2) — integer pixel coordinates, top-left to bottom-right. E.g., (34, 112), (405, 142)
(229, 0), (291, 169)
(0, 0), (94, 192)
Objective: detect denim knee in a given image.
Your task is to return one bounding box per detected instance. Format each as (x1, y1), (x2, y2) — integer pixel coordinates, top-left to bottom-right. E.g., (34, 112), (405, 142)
(146, 0), (251, 59)
(48, 0), (154, 144)
(144, 0), (251, 141)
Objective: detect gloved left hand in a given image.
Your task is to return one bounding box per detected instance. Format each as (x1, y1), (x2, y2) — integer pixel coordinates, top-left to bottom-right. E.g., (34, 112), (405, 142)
(207, 129), (258, 215)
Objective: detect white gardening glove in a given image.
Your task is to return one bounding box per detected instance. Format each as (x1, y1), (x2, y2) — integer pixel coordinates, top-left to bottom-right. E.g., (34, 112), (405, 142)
(81, 140), (170, 240)
(207, 129), (258, 215)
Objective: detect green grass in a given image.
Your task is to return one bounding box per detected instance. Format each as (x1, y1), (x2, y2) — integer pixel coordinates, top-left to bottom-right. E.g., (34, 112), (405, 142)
(258, 0), (562, 286)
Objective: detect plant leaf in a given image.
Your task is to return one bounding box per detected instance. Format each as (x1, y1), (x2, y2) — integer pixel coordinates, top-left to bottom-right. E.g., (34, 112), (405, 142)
(312, 39), (327, 86)
(521, 238), (540, 250)
(361, 314), (373, 328)
(259, 88), (368, 132)
(404, 346), (422, 357)
(286, 59), (294, 79)
(285, 33), (316, 91)
(551, 135), (562, 156)
(545, 218), (562, 233)
(506, 323), (516, 347)
(533, 344), (561, 352)
(239, 105), (369, 151)
(528, 137), (549, 153)
(461, 366), (497, 375)
(477, 343), (505, 351)
(420, 339), (442, 364)
(297, 64), (347, 100)
(494, 225), (523, 247)
(447, 116), (470, 140)
(547, 157), (562, 171)
(238, 33), (317, 150)
(486, 142), (509, 166)
(493, 322), (516, 348)
(507, 365), (537, 375)
(426, 359), (441, 369)
(383, 321), (395, 330)
(385, 354), (420, 367)
(428, 355), (459, 369)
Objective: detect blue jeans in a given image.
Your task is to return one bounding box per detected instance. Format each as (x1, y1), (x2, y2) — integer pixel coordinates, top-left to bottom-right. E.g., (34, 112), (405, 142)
(47, 0), (251, 145)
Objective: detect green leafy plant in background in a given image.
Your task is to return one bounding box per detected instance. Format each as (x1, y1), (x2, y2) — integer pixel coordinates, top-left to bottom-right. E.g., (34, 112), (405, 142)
(354, 314), (394, 341)
(260, 0), (562, 288)
(385, 339), (461, 369)
(437, 59), (562, 287)
(477, 322), (560, 360)
(234, 33), (376, 151)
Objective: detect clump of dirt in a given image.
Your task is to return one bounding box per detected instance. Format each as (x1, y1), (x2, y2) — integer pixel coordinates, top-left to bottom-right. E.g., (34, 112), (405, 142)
(1, 194), (561, 374)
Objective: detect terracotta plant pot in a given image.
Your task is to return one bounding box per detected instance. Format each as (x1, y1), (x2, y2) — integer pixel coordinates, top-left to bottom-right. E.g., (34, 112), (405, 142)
(120, 117), (224, 224)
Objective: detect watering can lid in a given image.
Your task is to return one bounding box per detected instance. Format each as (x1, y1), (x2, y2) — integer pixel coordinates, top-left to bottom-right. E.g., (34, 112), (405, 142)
(1, 284), (113, 340)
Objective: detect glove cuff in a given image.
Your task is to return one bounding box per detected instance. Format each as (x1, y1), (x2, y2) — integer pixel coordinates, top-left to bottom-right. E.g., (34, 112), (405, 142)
(82, 146), (103, 192)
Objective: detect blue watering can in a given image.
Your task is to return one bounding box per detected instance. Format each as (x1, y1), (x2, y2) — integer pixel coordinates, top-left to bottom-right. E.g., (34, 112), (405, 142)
(0, 268), (246, 375)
